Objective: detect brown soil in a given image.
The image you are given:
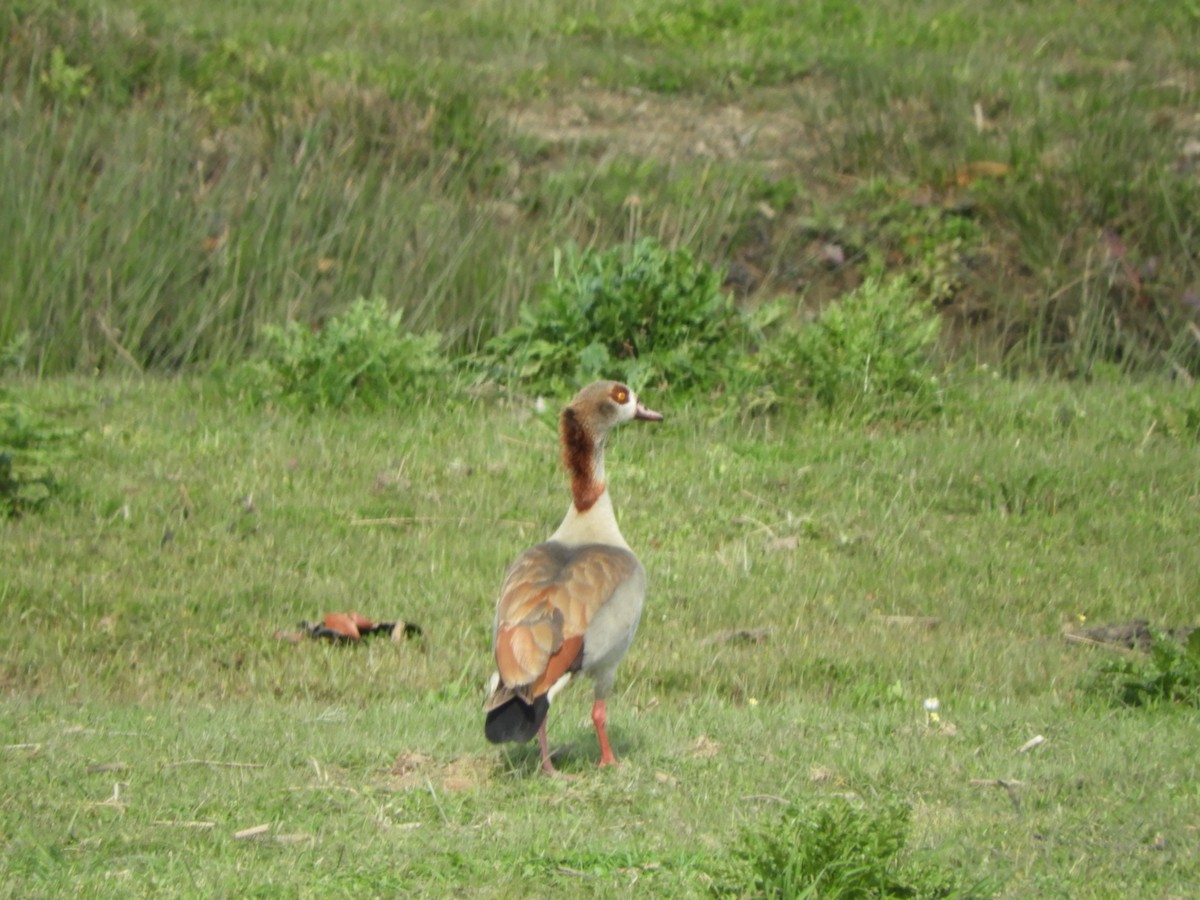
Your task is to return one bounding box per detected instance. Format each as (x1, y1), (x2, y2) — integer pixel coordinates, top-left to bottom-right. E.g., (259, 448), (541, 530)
(506, 85), (828, 172)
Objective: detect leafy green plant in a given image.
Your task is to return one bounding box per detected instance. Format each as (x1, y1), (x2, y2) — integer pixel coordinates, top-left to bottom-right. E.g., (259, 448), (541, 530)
(767, 276), (944, 419)
(479, 239), (760, 394)
(720, 799), (989, 898)
(1089, 630), (1200, 709)
(1147, 392), (1200, 442)
(1, 330), (31, 374)
(240, 298), (450, 410)
(0, 396), (77, 517)
(39, 46), (92, 103)
(860, 188), (983, 308)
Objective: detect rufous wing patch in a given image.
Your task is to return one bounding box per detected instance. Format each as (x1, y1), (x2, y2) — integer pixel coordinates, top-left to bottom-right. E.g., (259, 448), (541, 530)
(531, 634), (583, 698)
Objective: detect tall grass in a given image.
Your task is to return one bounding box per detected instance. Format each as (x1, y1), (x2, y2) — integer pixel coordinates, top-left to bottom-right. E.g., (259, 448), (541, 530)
(4, 0), (1199, 375)
(0, 80), (537, 370)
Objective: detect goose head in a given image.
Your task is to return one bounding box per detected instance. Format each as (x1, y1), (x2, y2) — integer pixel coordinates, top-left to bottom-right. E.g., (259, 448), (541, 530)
(560, 381), (662, 512)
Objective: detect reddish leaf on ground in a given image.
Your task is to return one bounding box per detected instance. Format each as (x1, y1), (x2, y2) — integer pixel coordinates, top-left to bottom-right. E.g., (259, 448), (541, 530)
(953, 161), (1010, 186)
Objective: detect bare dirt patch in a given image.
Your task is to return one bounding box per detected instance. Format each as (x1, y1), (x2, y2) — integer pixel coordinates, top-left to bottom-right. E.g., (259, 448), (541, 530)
(387, 750), (494, 793)
(506, 84), (829, 172)
(505, 84), (857, 304)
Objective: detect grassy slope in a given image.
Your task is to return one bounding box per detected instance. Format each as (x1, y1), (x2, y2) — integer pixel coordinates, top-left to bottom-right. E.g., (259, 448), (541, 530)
(3, 376), (1199, 896)
(4, 0), (1199, 372)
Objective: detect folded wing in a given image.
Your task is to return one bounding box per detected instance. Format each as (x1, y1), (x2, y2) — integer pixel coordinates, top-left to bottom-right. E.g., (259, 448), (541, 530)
(486, 541), (639, 710)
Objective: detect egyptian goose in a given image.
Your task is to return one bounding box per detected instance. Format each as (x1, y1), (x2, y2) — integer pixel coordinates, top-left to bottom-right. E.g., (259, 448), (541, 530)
(484, 381), (663, 773)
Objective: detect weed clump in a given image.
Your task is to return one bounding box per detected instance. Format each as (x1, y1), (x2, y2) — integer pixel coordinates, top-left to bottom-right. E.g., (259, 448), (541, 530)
(720, 798), (990, 898)
(1089, 630), (1200, 709)
(857, 185), (983, 308)
(479, 239), (760, 394)
(0, 395), (76, 517)
(766, 276), (945, 420)
(239, 298), (449, 410)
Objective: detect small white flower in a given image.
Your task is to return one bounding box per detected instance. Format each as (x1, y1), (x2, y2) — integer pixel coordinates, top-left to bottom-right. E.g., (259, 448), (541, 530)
(923, 697), (941, 727)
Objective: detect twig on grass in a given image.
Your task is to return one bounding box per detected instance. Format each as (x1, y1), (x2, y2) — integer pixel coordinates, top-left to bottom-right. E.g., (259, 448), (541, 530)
(151, 820), (216, 829)
(499, 433), (540, 450)
(231, 823), (313, 844)
(731, 514), (777, 539)
(970, 778), (1024, 814)
(969, 778), (1025, 787)
(740, 485), (809, 512)
(87, 762), (129, 774)
(1062, 632), (1114, 649)
(233, 824), (270, 840)
(95, 314), (143, 373)
(1171, 362), (1195, 387)
(425, 776), (451, 826)
(163, 759), (265, 770)
(555, 866), (597, 879)
(874, 615), (942, 629)
(1140, 420), (1158, 450)
(1016, 734), (1046, 754)
(89, 782), (129, 812)
(273, 833), (315, 845)
(350, 516), (537, 529)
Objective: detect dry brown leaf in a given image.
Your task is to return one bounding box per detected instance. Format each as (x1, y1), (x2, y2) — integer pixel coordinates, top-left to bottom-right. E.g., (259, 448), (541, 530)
(821, 243), (846, 267)
(954, 161), (1010, 186)
(690, 736), (721, 758)
(391, 752), (432, 776)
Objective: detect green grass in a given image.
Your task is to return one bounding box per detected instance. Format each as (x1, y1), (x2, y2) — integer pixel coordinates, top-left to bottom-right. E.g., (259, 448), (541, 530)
(3, 1), (1200, 373)
(3, 374), (1199, 896)
(4, 1), (1200, 894)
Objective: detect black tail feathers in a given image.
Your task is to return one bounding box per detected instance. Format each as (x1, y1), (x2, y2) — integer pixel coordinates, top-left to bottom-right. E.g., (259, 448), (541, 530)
(485, 695), (550, 744)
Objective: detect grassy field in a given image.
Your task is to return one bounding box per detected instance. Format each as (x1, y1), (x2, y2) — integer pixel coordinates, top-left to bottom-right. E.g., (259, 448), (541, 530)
(3, 374), (1199, 896)
(4, 0), (1200, 895)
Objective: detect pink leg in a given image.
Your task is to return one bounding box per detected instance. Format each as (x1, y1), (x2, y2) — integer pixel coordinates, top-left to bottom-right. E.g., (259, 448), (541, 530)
(537, 720), (556, 774)
(592, 699), (617, 767)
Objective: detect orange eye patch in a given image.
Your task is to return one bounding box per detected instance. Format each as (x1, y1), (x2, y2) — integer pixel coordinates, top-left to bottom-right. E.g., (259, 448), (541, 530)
(612, 387), (629, 404)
